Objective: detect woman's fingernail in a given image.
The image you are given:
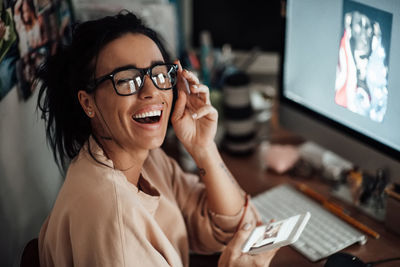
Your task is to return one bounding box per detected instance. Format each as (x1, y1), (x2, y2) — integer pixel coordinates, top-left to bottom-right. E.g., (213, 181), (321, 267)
(192, 113), (198, 119)
(242, 223), (251, 231)
(192, 85), (198, 89)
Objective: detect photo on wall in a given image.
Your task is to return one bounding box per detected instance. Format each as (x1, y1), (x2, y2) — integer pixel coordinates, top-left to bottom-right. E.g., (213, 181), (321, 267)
(11, 0), (73, 100)
(334, 0), (392, 123)
(15, 45), (47, 99)
(0, 0), (18, 101)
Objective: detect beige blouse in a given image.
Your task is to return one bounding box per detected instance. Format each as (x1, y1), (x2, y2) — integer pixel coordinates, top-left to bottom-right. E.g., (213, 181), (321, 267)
(39, 137), (259, 267)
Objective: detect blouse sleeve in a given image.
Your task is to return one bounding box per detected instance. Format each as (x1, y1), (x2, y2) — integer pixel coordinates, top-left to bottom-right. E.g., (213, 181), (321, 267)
(163, 150), (260, 254)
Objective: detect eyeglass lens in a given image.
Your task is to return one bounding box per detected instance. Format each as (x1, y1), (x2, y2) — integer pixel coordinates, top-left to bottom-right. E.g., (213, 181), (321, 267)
(113, 64), (176, 95)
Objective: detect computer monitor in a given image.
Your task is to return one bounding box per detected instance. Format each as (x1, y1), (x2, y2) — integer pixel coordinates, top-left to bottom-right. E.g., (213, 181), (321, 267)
(280, 0), (400, 183)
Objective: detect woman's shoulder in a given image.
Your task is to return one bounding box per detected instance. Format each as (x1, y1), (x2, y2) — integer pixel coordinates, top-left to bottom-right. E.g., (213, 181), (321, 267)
(59, 147), (129, 207)
(67, 148), (116, 185)
(51, 156), (136, 225)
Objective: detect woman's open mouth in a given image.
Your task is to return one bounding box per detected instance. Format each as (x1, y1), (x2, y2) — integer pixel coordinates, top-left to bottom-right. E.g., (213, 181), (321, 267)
(132, 110), (162, 124)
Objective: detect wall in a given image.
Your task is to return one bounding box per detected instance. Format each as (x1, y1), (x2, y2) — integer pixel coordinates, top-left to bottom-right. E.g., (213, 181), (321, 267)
(0, 87), (62, 267)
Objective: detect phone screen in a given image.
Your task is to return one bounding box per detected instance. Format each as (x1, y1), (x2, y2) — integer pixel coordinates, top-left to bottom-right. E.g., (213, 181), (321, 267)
(242, 212), (310, 254)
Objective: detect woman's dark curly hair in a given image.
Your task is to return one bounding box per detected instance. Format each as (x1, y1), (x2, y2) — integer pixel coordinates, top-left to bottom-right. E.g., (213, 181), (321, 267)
(37, 11), (170, 171)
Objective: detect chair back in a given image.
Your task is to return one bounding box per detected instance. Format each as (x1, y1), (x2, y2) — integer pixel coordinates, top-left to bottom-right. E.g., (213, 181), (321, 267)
(20, 238), (40, 267)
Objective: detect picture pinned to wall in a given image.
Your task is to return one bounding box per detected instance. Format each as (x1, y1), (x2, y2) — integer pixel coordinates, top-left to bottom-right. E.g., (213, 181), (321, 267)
(55, 0), (73, 47)
(16, 44), (47, 99)
(11, 0), (73, 100)
(0, 0), (18, 101)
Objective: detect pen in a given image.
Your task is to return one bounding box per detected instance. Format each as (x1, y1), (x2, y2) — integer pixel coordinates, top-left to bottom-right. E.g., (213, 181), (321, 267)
(296, 183), (380, 239)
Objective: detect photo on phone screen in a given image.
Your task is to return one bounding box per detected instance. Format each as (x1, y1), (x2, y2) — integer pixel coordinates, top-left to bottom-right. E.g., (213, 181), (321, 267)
(251, 221), (284, 248)
(242, 212), (311, 254)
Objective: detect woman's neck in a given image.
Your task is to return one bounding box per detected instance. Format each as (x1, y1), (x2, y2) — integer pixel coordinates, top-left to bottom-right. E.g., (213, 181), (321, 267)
(94, 135), (149, 186)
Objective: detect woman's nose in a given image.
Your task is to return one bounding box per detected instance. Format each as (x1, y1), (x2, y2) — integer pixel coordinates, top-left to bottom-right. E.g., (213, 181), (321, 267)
(138, 75), (159, 99)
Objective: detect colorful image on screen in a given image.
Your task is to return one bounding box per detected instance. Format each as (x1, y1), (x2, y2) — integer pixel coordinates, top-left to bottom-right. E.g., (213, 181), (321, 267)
(334, 0), (392, 123)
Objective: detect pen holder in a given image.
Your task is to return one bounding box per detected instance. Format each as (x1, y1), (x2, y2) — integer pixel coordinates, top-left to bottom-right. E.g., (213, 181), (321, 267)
(384, 184), (400, 235)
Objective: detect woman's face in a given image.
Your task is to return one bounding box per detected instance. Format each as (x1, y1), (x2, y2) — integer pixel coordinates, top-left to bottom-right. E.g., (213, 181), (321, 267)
(91, 33), (173, 152)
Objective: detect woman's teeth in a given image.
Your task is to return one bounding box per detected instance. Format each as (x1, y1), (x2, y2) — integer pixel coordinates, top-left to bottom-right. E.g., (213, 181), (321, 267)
(133, 110), (161, 119)
(133, 110), (162, 123)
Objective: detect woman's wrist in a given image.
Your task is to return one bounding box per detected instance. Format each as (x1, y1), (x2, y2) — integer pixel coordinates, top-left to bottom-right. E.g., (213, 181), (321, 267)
(188, 142), (219, 166)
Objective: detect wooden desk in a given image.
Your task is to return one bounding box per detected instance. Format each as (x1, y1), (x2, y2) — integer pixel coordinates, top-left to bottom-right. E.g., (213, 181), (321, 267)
(221, 147), (400, 267)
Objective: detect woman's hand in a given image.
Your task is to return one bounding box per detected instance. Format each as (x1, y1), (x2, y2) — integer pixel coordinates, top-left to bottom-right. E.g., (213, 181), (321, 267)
(171, 61), (218, 156)
(218, 223), (278, 267)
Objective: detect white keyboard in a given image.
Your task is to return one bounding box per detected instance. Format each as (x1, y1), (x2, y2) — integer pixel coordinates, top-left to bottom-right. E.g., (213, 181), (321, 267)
(252, 184), (367, 262)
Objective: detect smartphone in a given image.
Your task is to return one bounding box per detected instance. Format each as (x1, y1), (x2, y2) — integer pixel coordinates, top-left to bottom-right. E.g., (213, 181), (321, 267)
(242, 212), (311, 254)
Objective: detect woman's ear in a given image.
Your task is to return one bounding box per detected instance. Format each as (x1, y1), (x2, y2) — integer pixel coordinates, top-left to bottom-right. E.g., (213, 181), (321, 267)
(78, 90), (95, 118)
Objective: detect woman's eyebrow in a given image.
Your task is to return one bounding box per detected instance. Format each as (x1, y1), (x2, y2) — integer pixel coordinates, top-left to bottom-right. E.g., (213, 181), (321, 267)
(109, 60), (166, 73)
(96, 65), (136, 77)
(98, 59), (167, 77)
(150, 60), (165, 65)
(110, 64), (137, 73)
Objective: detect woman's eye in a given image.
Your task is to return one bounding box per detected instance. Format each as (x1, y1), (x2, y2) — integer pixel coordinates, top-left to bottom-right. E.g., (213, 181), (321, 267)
(116, 78), (132, 85)
(154, 73), (166, 83)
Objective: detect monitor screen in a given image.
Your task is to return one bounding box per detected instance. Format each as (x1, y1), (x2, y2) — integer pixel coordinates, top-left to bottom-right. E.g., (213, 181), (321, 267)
(280, 0), (400, 179)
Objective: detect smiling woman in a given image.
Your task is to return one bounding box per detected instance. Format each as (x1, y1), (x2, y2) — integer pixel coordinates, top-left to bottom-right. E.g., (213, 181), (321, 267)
(36, 11), (277, 267)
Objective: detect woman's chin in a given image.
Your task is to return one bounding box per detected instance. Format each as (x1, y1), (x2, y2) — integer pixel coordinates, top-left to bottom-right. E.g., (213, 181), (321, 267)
(147, 140), (164, 150)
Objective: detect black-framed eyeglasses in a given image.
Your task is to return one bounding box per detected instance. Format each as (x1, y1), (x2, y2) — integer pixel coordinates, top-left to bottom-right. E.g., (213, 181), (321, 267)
(87, 63), (178, 96)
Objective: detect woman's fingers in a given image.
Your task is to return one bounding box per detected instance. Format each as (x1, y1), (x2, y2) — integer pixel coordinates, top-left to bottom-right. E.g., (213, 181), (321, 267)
(182, 68), (200, 85)
(234, 222), (253, 243)
(174, 59), (211, 105)
(175, 59), (183, 72)
(171, 89), (187, 122)
(181, 69), (211, 104)
(190, 84), (210, 104)
(192, 104), (218, 121)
